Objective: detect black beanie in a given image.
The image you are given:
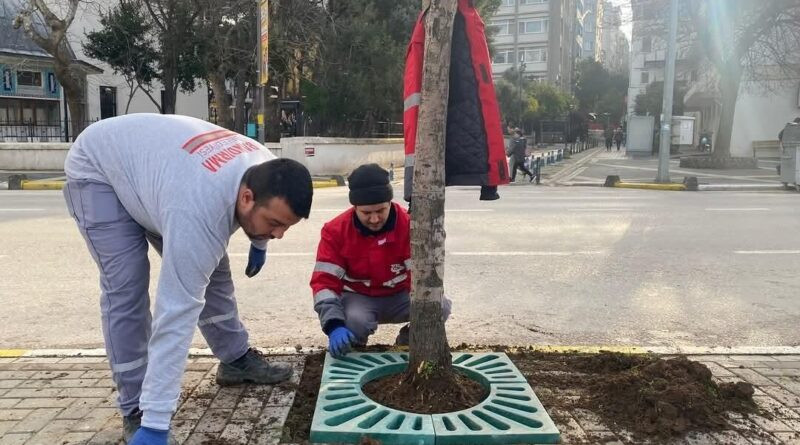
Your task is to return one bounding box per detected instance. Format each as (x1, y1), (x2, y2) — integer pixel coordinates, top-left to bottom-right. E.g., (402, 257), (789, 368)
(348, 163), (393, 205)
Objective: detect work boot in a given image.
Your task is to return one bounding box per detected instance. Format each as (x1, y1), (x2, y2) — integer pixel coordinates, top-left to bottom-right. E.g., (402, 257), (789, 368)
(395, 324), (410, 346)
(122, 408), (178, 444)
(216, 348), (293, 386)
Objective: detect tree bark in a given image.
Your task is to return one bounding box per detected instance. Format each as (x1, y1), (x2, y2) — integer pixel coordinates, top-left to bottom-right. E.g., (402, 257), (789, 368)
(232, 71), (247, 134)
(712, 66), (742, 160)
(406, 0), (458, 381)
(210, 71), (233, 129)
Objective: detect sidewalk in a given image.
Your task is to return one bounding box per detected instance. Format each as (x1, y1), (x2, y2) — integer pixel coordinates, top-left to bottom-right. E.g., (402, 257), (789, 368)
(552, 149), (784, 188)
(1, 351), (799, 444)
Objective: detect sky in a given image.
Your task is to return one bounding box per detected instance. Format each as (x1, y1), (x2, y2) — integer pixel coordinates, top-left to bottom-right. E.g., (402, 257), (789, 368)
(608, 0), (633, 42)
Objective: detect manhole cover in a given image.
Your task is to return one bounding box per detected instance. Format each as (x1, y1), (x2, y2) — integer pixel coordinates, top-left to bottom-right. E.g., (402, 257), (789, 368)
(311, 352), (560, 444)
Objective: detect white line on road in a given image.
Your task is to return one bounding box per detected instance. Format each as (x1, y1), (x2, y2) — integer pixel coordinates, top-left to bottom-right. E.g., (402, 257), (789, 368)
(568, 208), (635, 212)
(450, 251), (605, 256)
(705, 208), (770, 212)
(231, 251), (606, 257)
(734, 250), (800, 255)
(0, 208), (47, 212)
(312, 208), (493, 212)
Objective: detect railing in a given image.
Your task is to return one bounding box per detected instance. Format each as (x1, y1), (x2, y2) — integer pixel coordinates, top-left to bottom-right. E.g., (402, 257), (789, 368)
(0, 120), (99, 142)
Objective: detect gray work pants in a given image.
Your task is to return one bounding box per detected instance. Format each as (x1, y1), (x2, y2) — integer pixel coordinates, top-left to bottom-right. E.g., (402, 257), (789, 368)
(63, 179), (249, 416)
(342, 291), (452, 343)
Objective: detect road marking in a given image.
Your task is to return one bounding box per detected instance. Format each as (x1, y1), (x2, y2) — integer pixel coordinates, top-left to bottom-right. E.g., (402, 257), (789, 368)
(734, 250), (800, 255)
(229, 252), (315, 257)
(0, 208), (46, 212)
(706, 208), (770, 212)
(568, 208), (635, 212)
(450, 251), (605, 256)
(313, 208), (493, 213)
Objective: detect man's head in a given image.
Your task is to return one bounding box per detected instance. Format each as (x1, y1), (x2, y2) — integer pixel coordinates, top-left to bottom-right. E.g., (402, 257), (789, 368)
(236, 158), (313, 241)
(794, 117), (800, 124)
(348, 163), (393, 232)
(514, 129), (523, 138)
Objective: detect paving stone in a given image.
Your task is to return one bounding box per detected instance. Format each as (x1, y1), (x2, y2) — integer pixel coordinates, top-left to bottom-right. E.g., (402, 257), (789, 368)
(219, 419), (255, 443)
(86, 417), (123, 445)
(772, 431), (800, 443)
(0, 372), (35, 380)
(185, 362), (215, 372)
(686, 355), (729, 362)
(68, 363), (111, 371)
(0, 433), (32, 445)
(209, 386), (245, 409)
(59, 358), (106, 364)
(551, 412), (587, 443)
(59, 387), (114, 398)
(3, 388), (65, 399)
(194, 408), (233, 433)
(30, 370), (88, 379)
(731, 368), (778, 386)
(760, 362), (800, 369)
(56, 398), (106, 420)
(25, 419), (77, 445)
(749, 415), (794, 433)
(92, 378), (115, 388)
(0, 421), (18, 435)
(0, 400), (19, 409)
(12, 397), (75, 409)
(0, 381), (20, 390)
(231, 397), (264, 421)
(728, 355), (779, 362)
(55, 431), (96, 444)
(773, 356), (800, 362)
(583, 430), (621, 444)
(703, 361), (736, 377)
(772, 377), (800, 396)
(720, 361), (772, 369)
(183, 432), (219, 444)
(0, 410), (31, 421)
(247, 427), (282, 445)
(79, 370), (112, 379)
(761, 368), (800, 378)
(264, 385), (293, 407)
(255, 406), (289, 430)
(174, 404), (207, 420)
(69, 407), (119, 432)
(12, 358), (62, 364)
(706, 430), (752, 445)
(171, 418), (197, 443)
(7, 407), (62, 433)
(761, 385), (800, 407)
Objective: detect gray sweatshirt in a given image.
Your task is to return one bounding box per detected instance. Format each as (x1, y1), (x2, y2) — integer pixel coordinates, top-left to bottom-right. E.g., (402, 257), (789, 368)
(64, 113), (273, 429)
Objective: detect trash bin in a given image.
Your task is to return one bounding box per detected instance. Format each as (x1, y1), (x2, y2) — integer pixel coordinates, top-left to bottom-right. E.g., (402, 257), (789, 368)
(779, 123), (800, 191)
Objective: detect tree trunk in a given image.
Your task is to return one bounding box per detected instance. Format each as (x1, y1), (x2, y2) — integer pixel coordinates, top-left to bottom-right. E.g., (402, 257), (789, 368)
(406, 0), (458, 384)
(210, 71), (233, 129)
(162, 73), (177, 114)
(56, 65), (86, 138)
(233, 72), (247, 134)
(712, 66), (741, 160)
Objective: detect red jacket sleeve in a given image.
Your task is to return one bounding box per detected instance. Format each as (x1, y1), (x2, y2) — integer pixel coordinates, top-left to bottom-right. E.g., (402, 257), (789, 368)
(310, 223), (347, 333)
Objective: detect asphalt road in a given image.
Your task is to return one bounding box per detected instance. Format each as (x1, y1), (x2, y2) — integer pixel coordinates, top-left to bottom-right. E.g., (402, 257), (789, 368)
(1, 185), (799, 349)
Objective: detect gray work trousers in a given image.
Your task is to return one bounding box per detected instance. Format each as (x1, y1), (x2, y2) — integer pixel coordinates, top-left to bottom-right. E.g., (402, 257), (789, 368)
(342, 291), (452, 343)
(63, 179), (249, 416)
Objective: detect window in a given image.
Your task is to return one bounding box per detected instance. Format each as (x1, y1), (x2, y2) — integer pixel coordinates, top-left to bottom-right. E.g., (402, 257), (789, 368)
(520, 0), (547, 4)
(520, 47), (547, 63)
(17, 70), (42, 87)
(100, 86), (117, 119)
(492, 50), (516, 64)
(641, 71), (650, 84)
(641, 36), (652, 52)
(518, 18), (548, 34)
(501, 0), (514, 7)
(585, 40), (594, 51)
(0, 98), (59, 124)
(490, 19), (512, 36)
(585, 21), (595, 32)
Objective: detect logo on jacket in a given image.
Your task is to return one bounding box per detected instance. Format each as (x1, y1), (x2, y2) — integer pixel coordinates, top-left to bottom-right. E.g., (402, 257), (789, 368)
(390, 263), (404, 274)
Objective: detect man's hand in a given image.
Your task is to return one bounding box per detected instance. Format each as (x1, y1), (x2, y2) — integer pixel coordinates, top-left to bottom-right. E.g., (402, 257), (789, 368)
(245, 245), (266, 277)
(328, 326), (355, 358)
(129, 426), (169, 445)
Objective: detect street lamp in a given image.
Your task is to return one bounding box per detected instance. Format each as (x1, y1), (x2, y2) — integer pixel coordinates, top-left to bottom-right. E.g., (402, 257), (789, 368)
(518, 56), (526, 131)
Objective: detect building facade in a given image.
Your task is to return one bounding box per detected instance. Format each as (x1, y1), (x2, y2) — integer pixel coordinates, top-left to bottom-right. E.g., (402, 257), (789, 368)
(488, 0), (584, 92)
(599, 2), (629, 73)
(0, 1), (102, 141)
(581, 0), (603, 61)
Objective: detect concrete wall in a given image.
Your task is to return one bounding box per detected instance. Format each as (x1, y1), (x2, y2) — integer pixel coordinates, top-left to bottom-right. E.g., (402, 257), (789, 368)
(0, 143), (70, 171)
(0, 138), (405, 175)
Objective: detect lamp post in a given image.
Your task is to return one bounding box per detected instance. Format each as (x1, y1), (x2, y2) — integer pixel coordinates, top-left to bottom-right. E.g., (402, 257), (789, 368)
(518, 58), (526, 130)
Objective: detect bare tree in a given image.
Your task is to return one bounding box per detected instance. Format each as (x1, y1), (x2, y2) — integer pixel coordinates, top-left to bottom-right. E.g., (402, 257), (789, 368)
(15, 0), (88, 136)
(406, 0), (458, 389)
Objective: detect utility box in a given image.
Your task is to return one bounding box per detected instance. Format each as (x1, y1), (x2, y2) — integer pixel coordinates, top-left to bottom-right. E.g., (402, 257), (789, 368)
(780, 123), (800, 189)
(627, 115), (655, 157)
(671, 116), (696, 147)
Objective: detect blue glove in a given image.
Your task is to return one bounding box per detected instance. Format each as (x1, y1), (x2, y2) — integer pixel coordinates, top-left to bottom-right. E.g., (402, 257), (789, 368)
(328, 326), (355, 358)
(129, 426), (169, 445)
(245, 245), (266, 277)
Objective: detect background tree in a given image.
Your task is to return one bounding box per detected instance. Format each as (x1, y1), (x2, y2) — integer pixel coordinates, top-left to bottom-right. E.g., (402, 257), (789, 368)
(634, 81), (685, 118)
(195, 0), (257, 132)
(14, 0), (88, 136)
(141, 0), (205, 114)
(575, 59), (627, 126)
(84, 0), (161, 113)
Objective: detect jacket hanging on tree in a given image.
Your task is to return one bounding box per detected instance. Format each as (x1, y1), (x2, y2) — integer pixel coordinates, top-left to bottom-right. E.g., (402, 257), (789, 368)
(403, 0), (509, 202)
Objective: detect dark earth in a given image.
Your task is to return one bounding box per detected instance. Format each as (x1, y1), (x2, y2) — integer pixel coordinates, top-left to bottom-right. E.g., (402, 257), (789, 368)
(279, 348), (783, 444)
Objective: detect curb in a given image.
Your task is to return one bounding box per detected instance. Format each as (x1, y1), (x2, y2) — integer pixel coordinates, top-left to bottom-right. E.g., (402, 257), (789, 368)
(603, 175), (787, 192)
(4, 345), (800, 358)
(7, 179), (342, 191)
(615, 182), (687, 191)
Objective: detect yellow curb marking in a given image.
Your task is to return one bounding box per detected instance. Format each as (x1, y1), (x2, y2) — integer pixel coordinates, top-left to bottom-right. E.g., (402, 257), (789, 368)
(0, 349), (27, 357)
(615, 182), (686, 191)
(312, 180), (340, 189)
(20, 180), (64, 190)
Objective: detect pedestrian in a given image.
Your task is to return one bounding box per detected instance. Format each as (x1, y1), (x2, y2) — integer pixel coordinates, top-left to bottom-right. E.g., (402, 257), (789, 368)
(604, 127), (613, 151)
(614, 127), (623, 151)
(311, 164), (452, 357)
(63, 114), (314, 445)
(507, 129), (535, 182)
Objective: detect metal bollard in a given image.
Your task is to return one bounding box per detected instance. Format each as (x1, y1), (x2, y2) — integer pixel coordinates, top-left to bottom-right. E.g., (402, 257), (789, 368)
(389, 163), (394, 181)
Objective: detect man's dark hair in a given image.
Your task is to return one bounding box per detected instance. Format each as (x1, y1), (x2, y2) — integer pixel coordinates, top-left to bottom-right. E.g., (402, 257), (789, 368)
(794, 117), (800, 124)
(514, 129), (523, 137)
(241, 158), (313, 218)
